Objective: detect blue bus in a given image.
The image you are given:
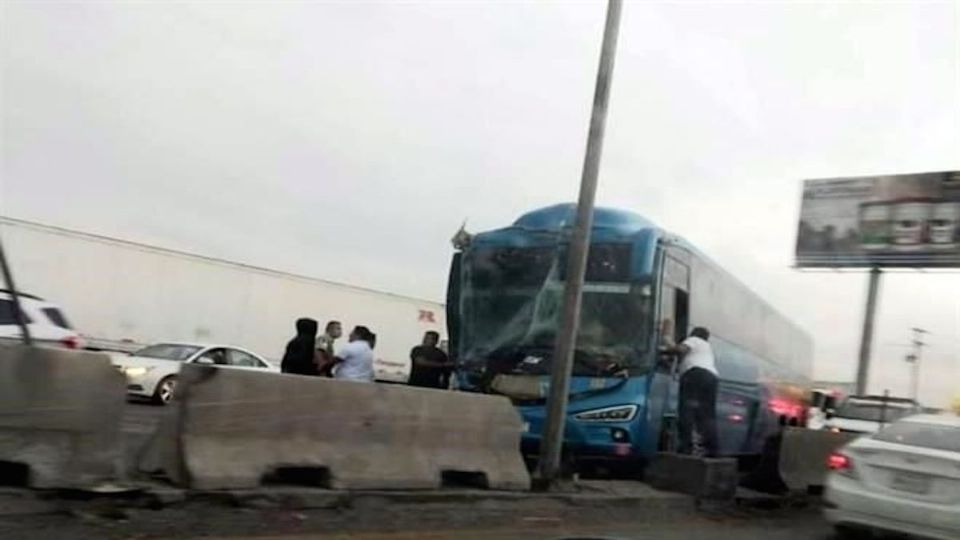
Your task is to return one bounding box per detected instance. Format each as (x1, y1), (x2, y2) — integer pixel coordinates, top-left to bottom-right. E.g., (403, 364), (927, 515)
(446, 204), (813, 468)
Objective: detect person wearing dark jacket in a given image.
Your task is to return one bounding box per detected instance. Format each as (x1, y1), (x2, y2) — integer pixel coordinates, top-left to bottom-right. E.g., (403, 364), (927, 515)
(281, 318), (319, 375)
(408, 331), (452, 389)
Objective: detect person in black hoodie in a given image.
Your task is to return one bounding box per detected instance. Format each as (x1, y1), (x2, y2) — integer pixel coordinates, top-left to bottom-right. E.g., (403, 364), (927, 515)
(281, 318), (319, 375)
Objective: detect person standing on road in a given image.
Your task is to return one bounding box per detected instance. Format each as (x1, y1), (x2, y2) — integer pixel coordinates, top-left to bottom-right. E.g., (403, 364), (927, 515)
(316, 320), (342, 377)
(408, 331), (453, 389)
(670, 327), (720, 457)
(281, 318), (319, 376)
(317, 320), (342, 358)
(329, 325), (376, 382)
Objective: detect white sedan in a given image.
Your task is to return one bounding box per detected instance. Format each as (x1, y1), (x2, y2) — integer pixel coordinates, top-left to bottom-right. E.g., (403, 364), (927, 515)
(824, 414), (960, 540)
(111, 342), (278, 405)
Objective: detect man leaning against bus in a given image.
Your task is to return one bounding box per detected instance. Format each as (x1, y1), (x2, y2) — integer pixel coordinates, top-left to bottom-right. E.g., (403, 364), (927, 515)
(668, 327), (720, 457)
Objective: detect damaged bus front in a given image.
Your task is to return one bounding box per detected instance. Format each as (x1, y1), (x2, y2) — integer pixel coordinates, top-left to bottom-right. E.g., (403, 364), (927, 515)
(447, 204), (672, 466)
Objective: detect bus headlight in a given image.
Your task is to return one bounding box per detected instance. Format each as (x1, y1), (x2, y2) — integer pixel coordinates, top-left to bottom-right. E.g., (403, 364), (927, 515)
(574, 405), (638, 422)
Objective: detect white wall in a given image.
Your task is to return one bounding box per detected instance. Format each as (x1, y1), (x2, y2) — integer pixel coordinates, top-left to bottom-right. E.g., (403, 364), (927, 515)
(1, 218), (446, 368)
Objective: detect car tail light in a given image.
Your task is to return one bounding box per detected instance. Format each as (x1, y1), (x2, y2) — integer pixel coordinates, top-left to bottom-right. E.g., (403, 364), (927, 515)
(60, 335), (81, 349)
(827, 452), (857, 477)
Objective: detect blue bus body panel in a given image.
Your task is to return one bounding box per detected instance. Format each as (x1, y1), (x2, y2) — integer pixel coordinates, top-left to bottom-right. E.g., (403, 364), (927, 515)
(512, 204), (654, 232)
(516, 375), (662, 461)
(472, 203), (661, 278)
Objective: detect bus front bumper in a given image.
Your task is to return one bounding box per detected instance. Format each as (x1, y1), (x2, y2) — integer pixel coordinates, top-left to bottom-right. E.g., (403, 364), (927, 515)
(519, 412), (645, 463)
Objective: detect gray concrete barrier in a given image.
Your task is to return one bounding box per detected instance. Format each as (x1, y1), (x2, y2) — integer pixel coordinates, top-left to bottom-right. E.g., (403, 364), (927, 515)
(140, 364), (530, 491)
(778, 427), (858, 491)
(0, 344), (126, 488)
(645, 452), (738, 500)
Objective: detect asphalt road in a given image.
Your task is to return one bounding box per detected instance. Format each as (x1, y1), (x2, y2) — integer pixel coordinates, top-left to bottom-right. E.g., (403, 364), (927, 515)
(123, 399), (168, 434)
(1, 491), (836, 540)
(203, 508), (837, 540)
(122, 399), (168, 472)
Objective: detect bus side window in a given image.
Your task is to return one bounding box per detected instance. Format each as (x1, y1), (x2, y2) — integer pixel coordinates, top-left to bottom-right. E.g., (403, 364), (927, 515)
(661, 254), (691, 344)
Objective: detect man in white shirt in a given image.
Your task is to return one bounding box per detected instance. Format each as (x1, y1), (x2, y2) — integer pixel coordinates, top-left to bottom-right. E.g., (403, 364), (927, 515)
(316, 320), (343, 377)
(331, 325), (375, 383)
(670, 327), (719, 457)
(317, 320), (342, 358)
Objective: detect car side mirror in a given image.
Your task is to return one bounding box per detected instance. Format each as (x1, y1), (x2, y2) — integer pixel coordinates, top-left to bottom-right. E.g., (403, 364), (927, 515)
(195, 357), (214, 365)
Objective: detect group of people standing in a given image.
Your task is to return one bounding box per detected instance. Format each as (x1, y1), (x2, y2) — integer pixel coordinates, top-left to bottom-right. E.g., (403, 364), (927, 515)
(280, 318), (454, 389)
(281, 318), (377, 382)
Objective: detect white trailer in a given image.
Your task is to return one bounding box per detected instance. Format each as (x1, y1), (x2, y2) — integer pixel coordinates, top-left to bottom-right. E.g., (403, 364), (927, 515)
(0, 217), (446, 382)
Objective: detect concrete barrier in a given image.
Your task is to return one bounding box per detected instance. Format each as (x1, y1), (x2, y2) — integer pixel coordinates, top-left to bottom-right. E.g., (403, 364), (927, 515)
(778, 427), (858, 491)
(0, 344), (126, 488)
(140, 363), (530, 491)
(645, 453), (738, 500)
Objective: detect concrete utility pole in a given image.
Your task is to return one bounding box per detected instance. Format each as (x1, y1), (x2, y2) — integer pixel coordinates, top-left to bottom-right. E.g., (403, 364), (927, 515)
(537, 0), (623, 487)
(905, 327), (928, 402)
(855, 267), (882, 395)
(0, 235), (32, 345)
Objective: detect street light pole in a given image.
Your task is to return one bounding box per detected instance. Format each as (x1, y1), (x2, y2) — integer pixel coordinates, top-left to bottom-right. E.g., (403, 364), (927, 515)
(537, 0), (623, 487)
(907, 327), (928, 402)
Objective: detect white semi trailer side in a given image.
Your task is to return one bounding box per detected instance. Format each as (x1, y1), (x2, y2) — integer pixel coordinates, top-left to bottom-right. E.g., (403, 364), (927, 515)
(0, 217), (446, 382)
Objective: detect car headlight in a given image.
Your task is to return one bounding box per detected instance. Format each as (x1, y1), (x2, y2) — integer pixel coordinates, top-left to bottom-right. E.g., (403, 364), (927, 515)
(123, 366), (151, 377)
(574, 404), (638, 422)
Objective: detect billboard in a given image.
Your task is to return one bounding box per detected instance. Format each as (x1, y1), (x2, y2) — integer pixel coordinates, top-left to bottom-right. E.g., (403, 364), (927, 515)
(796, 171), (960, 267)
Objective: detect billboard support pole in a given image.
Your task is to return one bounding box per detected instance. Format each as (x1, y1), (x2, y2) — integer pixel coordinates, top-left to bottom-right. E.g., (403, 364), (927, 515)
(855, 267), (882, 395)
(537, 0), (622, 489)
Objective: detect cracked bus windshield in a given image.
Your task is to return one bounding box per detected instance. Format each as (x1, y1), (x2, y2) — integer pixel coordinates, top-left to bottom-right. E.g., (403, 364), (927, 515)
(460, 244), (653, 378)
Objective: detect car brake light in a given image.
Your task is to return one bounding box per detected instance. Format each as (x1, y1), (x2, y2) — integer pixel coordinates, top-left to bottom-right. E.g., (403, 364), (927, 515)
(827, 452), (857, 478)
(827, 453), (850, 470)
(60, 336), (80, 349)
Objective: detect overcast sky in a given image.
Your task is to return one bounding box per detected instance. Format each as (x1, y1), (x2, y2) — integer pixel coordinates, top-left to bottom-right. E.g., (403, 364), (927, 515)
(2, 1), (958, 406)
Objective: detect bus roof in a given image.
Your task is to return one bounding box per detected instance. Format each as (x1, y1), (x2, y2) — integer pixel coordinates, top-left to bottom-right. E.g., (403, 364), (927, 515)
(513, 203), (655, 234)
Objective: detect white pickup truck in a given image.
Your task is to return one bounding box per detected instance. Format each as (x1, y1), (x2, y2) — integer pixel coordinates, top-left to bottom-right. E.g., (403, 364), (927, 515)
(825, 395), (922, 434)
(0, 290), (84, 349)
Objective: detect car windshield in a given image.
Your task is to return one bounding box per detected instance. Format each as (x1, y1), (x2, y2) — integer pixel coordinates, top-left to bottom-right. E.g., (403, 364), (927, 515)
(42, 307), (72, 329)
(835, 401), (915, 422)
(133, 344), (202, 361)
(874, 420), (960, 453)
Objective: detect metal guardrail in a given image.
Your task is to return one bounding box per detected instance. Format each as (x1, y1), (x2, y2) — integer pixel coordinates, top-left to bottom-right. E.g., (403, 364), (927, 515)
(0, 335), (145, 353)
(0, 336), (66, 349)
(81, 337), (144, 354)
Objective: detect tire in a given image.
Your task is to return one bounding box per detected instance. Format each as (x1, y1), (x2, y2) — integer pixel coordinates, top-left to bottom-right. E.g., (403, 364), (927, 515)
(153, 376), (177, 405)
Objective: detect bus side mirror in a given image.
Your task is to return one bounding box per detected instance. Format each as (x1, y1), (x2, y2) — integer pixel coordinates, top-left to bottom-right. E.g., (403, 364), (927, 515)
(656, 349), (677, 372)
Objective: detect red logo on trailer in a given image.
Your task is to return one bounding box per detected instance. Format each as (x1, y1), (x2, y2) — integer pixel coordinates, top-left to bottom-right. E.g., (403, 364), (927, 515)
(418, 310), (435, 323)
